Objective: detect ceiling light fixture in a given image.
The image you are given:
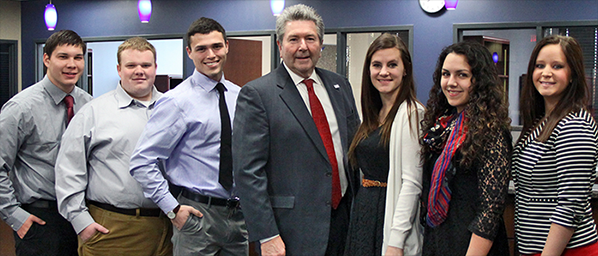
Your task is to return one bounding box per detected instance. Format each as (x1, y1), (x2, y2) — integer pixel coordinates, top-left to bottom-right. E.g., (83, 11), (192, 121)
(270, 0), (284, 16)
(445, 0), (458, 10)
(44, 1), (57, 31)
(138, 0), (152, 23)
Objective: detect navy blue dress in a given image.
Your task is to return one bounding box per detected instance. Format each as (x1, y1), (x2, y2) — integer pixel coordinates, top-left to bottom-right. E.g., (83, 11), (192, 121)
(346, 127), (389, 255)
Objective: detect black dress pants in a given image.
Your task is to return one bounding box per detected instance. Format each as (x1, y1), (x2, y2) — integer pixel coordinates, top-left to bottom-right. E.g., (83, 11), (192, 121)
(14, 202), (78, 256)
(326, 191), (352, 256)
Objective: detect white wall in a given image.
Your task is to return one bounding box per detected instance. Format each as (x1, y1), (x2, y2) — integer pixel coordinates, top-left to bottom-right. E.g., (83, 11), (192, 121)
(0, 0), (22, 90)
(88, 38), (183, 97)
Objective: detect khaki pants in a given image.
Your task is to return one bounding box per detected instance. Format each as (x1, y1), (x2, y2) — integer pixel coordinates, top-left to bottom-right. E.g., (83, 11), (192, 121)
(78, 204), (173, 256)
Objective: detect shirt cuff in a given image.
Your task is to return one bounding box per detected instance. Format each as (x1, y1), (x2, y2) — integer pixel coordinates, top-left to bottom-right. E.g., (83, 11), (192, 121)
(6, 207), (30, 231)
(260, 234), (280, 244)
(156, 192), (179, 214)
(387, 229), (406, 249)
(551, 206), (578, 228)
(71, 211), (95, 234)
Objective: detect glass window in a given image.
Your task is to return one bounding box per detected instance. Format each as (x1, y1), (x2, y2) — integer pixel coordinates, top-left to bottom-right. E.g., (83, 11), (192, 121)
(316, 34), (338, 73)
(461, 29), (537, 126)
(324, 30), (410, 118)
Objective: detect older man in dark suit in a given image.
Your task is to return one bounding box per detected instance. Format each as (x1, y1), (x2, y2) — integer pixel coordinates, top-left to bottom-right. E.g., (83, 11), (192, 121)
(233, 4), (360, 256)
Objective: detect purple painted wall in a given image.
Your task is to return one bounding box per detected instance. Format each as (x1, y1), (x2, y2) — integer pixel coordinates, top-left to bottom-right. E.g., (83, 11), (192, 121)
(20, 0), (598, 102)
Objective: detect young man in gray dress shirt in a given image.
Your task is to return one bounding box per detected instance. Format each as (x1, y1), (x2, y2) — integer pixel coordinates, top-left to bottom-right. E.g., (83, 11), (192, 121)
(55, 37), (172, 255)
(0, 30), (93, 256)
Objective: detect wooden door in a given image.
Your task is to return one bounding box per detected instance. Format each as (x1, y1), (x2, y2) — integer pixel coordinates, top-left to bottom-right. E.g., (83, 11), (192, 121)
(223, 39), (262, 87)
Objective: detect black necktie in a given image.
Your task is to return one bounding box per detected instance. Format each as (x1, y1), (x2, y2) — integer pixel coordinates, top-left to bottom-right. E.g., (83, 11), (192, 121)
(216, 83), (233, 191)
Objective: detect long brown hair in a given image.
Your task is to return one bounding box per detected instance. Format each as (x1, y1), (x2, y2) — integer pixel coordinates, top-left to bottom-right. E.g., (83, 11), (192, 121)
(348, 33), (420, 166)
(421, 41), (510, 168)
(519, 35), (589, 142)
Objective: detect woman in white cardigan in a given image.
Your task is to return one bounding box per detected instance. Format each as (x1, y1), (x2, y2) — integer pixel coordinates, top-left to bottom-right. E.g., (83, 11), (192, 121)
(346, 33), (424, 256)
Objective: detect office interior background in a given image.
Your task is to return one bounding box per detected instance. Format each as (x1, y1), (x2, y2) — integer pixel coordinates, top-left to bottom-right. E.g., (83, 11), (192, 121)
(0, 0), (597, 255)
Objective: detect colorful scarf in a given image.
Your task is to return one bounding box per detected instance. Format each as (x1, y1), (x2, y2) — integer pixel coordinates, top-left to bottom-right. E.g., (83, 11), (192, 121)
(423, 110), (468, 227)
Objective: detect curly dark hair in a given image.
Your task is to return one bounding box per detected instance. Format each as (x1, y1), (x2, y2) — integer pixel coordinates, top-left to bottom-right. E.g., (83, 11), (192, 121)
(519, 35), (589, 143)
(421, 41), (511, 168)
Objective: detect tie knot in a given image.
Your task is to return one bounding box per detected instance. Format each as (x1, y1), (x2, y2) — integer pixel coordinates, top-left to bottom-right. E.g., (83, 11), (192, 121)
(303, 79), (314, 91)
(215, 83), (226, 94)
(64, 95), (74, 108)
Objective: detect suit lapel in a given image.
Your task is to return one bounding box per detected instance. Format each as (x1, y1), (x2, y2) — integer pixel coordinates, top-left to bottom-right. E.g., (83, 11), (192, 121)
(276, 66), (329, 161)
(317, 68), (349, 151)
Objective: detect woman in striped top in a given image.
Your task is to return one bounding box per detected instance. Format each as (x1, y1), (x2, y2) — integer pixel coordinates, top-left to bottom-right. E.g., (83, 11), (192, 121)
(513, 35), (598, 256)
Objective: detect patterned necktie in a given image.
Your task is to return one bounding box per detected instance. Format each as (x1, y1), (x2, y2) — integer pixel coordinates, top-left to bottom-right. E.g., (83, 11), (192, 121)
(216, 83), (233, 191)
(64, 95), (74, 126)
(304, 79), (342, 209)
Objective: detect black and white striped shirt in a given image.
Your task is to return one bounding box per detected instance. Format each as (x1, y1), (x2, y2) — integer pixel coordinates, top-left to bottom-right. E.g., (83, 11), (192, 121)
(513, 109), (598, 255)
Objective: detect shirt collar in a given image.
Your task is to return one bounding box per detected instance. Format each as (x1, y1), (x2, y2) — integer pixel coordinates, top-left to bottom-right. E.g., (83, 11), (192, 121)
(42, 75), (72, 106)
(115, 82), (161, 109)
(191, 69), (228, 92)
(282, 62), (322, 87)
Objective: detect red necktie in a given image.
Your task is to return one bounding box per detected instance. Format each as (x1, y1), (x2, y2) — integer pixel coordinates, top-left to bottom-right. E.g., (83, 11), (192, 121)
(64, 95), (74, 125)
(304, 79), (341, 209)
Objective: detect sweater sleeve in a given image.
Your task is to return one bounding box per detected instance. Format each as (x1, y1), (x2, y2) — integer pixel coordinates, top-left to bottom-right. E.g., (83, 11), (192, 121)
(385, 103), (424, 254)
(551, 114), (598, 228)
(467, 128), (511, 240)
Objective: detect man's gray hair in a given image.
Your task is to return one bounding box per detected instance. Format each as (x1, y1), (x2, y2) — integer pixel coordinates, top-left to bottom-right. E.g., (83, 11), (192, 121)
(275, 4), (324, 44)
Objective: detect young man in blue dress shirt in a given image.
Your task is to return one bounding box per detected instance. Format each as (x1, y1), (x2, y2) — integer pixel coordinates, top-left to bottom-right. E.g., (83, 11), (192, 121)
(130, 17), (247, 255)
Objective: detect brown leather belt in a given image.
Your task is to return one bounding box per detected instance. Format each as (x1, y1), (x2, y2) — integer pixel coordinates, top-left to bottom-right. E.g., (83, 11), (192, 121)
(362, 178), (387, 187)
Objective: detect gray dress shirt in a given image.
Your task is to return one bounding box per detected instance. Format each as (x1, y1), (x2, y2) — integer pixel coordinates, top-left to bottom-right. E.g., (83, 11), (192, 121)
(55, 83), (162, 234)
(0, 75), (93, 231)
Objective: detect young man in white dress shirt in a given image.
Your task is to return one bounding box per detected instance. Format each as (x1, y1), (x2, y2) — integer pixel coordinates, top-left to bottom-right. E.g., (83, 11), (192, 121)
(55, 37), (172, 255)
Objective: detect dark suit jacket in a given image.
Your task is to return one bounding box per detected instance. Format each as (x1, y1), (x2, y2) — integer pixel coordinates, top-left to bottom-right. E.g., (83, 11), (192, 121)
(233, 65), (360, 255)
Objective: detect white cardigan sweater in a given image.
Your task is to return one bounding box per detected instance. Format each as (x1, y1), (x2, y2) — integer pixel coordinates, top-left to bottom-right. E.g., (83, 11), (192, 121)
(382, 101), (425, 256)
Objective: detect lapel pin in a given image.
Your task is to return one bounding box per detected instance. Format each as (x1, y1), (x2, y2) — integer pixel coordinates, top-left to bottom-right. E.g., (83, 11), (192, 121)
(333, 84), (340, 89)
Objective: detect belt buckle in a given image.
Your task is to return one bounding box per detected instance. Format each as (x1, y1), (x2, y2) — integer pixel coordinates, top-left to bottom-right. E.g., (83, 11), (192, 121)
(226, 197), (240, 209)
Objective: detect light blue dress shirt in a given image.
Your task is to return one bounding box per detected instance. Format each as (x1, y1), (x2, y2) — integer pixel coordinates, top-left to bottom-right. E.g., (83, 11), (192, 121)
(130, 70), (240, 214)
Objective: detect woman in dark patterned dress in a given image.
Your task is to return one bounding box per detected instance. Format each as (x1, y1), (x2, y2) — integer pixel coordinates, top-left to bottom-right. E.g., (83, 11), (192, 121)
(513, 35), (598, 256)
(346, 33), (424, 256)
(420, 41), (511, 256)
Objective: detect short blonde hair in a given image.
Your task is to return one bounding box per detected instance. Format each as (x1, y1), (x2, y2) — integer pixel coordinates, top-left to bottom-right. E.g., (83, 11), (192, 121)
(117, 37), (156, 64)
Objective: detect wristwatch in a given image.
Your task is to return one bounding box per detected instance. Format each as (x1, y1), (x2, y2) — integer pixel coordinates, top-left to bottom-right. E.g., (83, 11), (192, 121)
(167, 205), (181, 220)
